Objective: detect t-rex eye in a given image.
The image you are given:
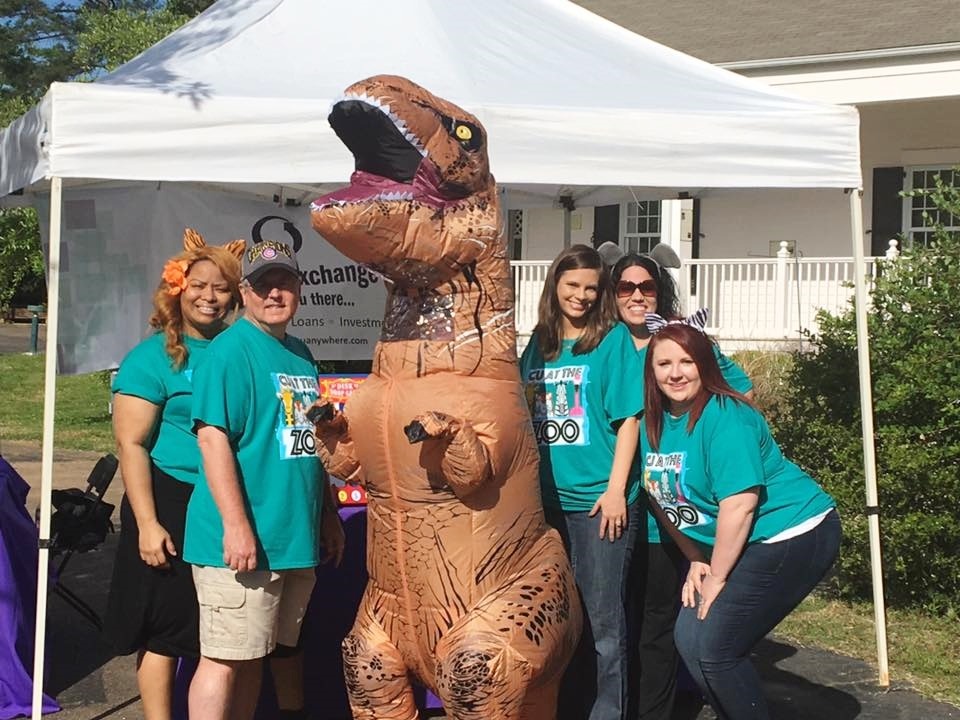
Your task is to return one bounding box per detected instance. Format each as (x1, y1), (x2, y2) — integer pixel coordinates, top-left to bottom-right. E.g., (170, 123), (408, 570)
(455, 124), (473, 141)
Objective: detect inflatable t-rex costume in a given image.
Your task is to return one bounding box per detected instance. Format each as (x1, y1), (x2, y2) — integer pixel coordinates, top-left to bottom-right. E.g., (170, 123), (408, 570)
(310, 76), (581, 720)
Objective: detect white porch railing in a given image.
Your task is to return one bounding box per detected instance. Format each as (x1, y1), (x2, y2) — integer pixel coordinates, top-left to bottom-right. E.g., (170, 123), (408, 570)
(510, 240), (899, 353)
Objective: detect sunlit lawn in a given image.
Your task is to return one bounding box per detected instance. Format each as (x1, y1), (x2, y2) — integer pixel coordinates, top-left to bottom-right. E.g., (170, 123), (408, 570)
(777, 595), (960, 707)
(0, 353), (114, 452)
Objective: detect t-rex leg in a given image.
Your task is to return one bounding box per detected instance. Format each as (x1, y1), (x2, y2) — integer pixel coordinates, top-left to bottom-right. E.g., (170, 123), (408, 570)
(342, 597), (419, 720)
(433, 542), (580, 720)
(310, 401), (363, 483)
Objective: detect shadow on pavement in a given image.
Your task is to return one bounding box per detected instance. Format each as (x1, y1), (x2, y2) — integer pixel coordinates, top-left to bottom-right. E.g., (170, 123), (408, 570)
(43, 533), (139, 712)
(756, 637), (863, 718)
(669, 637), (863, 720)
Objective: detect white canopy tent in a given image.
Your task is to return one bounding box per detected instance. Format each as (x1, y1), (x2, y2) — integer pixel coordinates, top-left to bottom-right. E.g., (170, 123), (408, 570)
(1, 0), (863, 194)
(0, 1), (887, 716)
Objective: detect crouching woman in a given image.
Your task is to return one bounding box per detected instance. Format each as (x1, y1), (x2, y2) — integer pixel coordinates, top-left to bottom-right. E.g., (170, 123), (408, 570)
(640, 318), (840, 720)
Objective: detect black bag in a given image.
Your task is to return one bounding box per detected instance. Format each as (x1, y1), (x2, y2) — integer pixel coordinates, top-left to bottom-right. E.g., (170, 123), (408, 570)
(50, 488), (115, 553)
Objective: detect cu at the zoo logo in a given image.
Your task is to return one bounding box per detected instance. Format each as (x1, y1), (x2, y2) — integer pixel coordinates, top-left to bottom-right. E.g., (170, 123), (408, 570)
(532, 418), (582, 445)
(663, 503), (701, 529)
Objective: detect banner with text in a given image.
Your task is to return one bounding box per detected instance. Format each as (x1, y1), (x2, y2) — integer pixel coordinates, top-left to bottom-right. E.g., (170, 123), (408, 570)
(37, 184), (386, 374)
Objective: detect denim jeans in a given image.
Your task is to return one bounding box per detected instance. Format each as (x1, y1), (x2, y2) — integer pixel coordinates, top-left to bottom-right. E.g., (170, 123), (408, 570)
(674, 509), (841, 720)
(546, 500), (640, 720)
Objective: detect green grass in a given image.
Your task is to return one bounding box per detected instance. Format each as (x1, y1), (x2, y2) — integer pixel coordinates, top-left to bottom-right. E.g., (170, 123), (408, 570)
(778, 596), (960, 707)
(0, 353), (114, 452)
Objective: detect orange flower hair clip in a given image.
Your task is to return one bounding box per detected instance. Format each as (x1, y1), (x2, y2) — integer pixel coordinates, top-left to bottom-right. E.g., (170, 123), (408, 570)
(161, 259), (190, 296)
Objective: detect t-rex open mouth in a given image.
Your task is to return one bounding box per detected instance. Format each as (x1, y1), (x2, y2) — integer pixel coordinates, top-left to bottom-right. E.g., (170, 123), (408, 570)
(312, 95), (449, 211)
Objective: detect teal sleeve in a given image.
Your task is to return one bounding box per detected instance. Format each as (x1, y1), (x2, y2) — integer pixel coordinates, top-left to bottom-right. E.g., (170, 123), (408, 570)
(704, 399), (765, 500)
(714, 346), (753, 394)
(190, 346), (250, 441)
(113, 337), (166, 405)
(600, 325), (644, 425)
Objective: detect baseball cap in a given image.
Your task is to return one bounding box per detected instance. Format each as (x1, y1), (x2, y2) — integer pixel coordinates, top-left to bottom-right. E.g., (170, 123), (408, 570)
(243, 240), (300, 283)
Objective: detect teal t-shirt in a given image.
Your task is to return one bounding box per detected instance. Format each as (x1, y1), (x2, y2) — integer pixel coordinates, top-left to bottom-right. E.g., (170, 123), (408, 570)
(638, 342), (753, 543)
(640, 395), (835, 548)
(112, 332), (210, 485)
(184, 318), (322, 570)
(520, 323), (644, 512)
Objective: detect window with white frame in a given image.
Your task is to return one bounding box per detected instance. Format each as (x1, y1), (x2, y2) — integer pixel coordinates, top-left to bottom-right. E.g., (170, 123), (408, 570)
(903, 167), (960, 248)
(621, 200), (661, 253)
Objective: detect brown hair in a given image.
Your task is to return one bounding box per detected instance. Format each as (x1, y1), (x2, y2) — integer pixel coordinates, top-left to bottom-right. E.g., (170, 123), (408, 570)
(533, 244), (617, 360)
(643, 323), (754, 450)
(149, 232), (244, 369)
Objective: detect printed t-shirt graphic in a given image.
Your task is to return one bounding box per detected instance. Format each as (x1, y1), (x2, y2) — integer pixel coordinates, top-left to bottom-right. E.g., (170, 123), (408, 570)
(643, 450), (707, 531)
(525, 364), (591, 446)
(519, 323), (644, 512)
(273, 371), (320, 459)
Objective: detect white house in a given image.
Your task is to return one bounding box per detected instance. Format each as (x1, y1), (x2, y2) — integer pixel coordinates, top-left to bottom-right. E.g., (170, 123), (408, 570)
(508, 0), (959, 348)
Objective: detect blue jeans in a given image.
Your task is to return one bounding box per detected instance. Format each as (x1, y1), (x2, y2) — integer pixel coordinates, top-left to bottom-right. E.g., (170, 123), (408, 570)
(546, 501), (640, 720)
(674, 510), (841, 720)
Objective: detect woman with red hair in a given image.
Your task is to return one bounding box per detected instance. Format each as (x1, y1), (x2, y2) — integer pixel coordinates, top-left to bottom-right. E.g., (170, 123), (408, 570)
(640, 318), (840, 720)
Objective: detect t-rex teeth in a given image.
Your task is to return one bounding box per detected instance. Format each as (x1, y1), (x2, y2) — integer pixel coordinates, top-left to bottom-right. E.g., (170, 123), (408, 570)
(334, 91), (428, 156)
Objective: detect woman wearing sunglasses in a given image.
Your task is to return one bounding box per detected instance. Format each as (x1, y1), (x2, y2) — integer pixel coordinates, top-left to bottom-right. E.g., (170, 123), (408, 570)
(610, 253), (752, 720)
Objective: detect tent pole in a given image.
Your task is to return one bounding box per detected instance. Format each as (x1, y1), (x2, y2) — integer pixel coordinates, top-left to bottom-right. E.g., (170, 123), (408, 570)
(32, 176), (63, 720)
(848, 188), (890, 687)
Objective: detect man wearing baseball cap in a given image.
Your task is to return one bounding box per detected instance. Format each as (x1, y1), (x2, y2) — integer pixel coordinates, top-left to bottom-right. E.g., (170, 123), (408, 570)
(184, 240), (343, 720)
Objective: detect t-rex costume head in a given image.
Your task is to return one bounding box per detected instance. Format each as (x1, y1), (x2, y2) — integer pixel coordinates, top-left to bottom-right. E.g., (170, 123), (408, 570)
(311, 76), (580, 720)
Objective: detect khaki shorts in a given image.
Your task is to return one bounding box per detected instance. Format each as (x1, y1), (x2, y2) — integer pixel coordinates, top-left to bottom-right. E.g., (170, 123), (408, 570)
(192, 565), (316, 661)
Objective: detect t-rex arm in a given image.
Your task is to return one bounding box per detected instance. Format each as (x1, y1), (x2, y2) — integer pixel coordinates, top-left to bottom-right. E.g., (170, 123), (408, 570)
(310, 402), (364, 484)
(406, 411), (493, 499)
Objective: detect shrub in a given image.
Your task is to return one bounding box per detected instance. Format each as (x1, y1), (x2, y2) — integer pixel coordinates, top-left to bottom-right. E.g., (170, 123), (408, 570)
(729, 349), (793, 420)
(772, 174), (960, 614)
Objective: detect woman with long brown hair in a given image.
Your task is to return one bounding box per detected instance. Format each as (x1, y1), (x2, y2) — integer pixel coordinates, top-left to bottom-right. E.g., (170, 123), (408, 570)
(104, 230), (243, 720)
(519, 244), (644, 720)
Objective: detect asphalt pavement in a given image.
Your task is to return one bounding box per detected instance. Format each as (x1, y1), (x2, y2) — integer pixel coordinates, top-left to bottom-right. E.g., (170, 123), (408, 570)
(0, 319), (45, 355)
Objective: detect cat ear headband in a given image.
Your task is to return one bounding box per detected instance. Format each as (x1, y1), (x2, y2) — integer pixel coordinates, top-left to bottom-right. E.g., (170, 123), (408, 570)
(645, 307), (709, 335)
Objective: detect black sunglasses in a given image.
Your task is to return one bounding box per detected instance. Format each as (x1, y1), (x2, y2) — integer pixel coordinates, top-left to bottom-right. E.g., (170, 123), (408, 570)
(615, 279), (658, 298)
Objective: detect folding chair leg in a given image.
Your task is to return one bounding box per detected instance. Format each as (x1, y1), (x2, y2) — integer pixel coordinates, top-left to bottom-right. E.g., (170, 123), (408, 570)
(52, 583), (103, 632)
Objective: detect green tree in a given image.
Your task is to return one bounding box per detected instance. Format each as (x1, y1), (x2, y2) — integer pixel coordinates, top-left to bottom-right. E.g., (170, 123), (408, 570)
(0, 0), (213, 313)
(0, 1), (82, 102)
(774, 171), (960, 614)
(73, 3), (200, 75)
(0, 206), (42, 311)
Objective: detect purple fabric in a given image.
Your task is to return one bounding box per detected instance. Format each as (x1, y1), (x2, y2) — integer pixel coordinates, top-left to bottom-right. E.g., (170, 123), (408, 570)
(0, 457), (59, 718)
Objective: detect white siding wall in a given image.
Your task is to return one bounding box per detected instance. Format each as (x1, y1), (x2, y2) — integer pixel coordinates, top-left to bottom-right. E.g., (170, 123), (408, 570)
(517, 207), (595, 261)
(697, 188), (851, 258)
(510, 97), (960, 261)
(521, 207), (563, 261)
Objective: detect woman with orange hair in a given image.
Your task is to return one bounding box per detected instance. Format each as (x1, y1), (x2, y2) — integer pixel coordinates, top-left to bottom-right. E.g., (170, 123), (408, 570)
(105, 231), (243, 720)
